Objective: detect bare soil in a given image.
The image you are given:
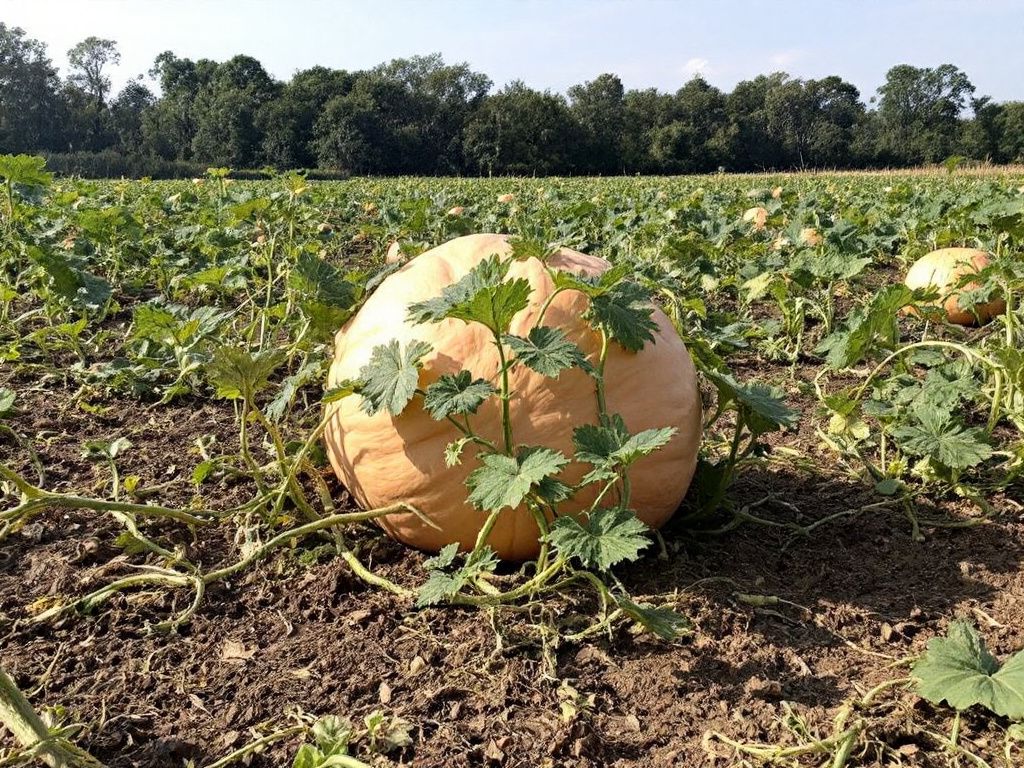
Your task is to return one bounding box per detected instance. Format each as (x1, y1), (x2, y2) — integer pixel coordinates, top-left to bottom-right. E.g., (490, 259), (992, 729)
(1, 366), (1022, 768)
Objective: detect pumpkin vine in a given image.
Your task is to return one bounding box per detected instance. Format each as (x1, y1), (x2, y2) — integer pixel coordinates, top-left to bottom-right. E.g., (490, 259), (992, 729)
(340, 242), (692, 638)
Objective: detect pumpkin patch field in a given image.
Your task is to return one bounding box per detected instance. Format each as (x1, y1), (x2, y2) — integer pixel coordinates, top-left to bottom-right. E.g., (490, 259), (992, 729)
(1, 159), (1023, 767)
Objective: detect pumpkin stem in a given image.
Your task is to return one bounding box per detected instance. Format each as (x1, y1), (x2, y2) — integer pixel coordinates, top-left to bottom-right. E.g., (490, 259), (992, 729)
(493, 330), (515, 453)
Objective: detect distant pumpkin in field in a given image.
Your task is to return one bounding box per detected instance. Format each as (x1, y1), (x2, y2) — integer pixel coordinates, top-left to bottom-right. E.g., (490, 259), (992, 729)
(385, 241), (403, 264)
(902, 248), (1004, 325)
(799, 227), (822, 247)
(743, 206), (769, 231)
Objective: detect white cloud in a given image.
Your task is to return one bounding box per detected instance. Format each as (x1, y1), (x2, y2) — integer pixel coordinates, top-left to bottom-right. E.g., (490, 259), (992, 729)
(681, 57), (711, 78)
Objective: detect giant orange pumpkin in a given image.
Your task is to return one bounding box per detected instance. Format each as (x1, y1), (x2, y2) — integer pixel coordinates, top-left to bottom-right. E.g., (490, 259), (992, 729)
(903, 248), (1004, 326)
(324, 234), (703, 560)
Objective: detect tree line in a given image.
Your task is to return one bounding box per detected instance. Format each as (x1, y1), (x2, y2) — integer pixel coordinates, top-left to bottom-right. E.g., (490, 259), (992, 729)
(3, 23), (1024, 177)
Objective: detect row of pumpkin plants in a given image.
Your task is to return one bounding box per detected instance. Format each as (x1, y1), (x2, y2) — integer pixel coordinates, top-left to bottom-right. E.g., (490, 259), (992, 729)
(1, 156), (1023, 763)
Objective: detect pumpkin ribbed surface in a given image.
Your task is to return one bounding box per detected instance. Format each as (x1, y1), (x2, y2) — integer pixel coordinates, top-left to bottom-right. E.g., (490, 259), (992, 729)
(325, 233), (703, 559)
(903, 248), (1004, 326)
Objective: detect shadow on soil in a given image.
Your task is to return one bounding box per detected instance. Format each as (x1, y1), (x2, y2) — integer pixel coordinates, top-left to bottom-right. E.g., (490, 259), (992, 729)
(594, 463), (1023, 713)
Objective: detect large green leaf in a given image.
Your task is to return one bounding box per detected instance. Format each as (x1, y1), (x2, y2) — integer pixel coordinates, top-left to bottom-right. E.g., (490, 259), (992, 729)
(707, 372), (798, 434)
(206, 347), (286, 402)
(914, 622), (1024, 720)
(356, 339), (432, 416)
(502, 326), (589, 378)
(0, 154), (52, 187)
(573, 414), (675, 484)
(547, 507), (650, 570)
(466, 446), (568, 512)
(29, 247), (111, 310)
(407, 255), (530, 334)
(587, 280), (658, 352)
(422, 370), (496, 420)
(892, 409), (992, 471)
(615, 595), (692, 640)
(417, 543), (499, 607)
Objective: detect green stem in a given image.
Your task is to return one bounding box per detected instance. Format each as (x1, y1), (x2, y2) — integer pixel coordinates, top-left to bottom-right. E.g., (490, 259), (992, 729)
(494, 331), (514, 453)
(852, 340), (996, 402)
(594, 330), (609, 417)
(1, 488), (220, 527)
(237, 400), (270, 499)
(204, 503), (422, 583)
(455, 556), (568, 605)
(0, 665), (105, 767)
(201, 725), (308, 768)
(469, 508), (502, 561)
(535, 284), (568, 327)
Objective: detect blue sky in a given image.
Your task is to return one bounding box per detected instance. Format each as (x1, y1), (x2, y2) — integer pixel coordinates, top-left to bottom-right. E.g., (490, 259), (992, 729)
(4, 0), (1023, 103)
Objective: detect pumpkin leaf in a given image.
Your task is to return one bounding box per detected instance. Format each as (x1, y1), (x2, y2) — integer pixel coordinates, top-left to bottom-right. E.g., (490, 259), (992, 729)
(418, 544), (498, 607)
(586, 280), (659, 352)
(0, 153), (52, 188)
(357, 339), (432, 416)
(266, 358), (323, 423)
(0, 387), (15, 418)
(534, 474), (574, 504)
(706, 372), (798, 435)
(290, 252), (361, 309)
(206, 346), (286, 402)
(503, 326), (590, 378)
(445, 438), (471, 467)
(547, 507), (650, 571)
(423, 370), (496, 420)
(615, 595), (692, 640)
(552, 263), (631, 297)
(311, 714), (354, 756)
(450, 276), (531, 334)
(422, 542), (460, 571)
(30, 246), (111, 310)
(322, 380), (359, 404)
(913, 621), (1024, 720)
(290, 251), (362, 337)
(816, 285), (913, 369)
(407, 254), (530, 334)
(573, 415), (676, 484)
(892, 410), (993, 471)
(466, 446), (568, 512)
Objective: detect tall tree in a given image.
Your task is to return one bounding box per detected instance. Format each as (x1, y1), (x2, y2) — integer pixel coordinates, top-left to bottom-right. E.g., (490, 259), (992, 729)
(763, 76), (864, 168)
(463, 81), (581, 175)
(726, 73), (790, 170)
(876, 64), (975, 163)
(660, 76), (731, 172)
(190, 55), (279, 166)
(256, 66), (355, 168)
(0, 23), (64, 151)
(67, 37), (120, 107)
(371, 54), (491, 172)
(996, 102), (1024, 163)
(961, 96), (1003, 161)
(805, 76), (864, 167)
(568, 73), (625, 174)
(110, 79), (155, 153)
(141, 52), (218, 160)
